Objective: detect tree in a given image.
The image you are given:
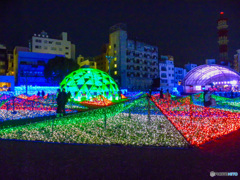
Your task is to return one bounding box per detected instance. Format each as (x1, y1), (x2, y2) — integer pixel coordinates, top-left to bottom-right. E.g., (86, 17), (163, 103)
(44, 56), (79, 85)
(151, 77), (160, 91)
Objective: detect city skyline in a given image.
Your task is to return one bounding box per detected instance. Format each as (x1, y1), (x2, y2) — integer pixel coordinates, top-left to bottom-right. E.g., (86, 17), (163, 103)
(0, 0), (240, 67)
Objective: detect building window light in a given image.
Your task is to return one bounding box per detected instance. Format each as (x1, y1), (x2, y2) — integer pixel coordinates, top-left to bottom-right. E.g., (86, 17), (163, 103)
(114, 64), (117, 68)
(114, 71), (117, 75)
(109, 45), (111, 49)
(114, 57), (117, 61)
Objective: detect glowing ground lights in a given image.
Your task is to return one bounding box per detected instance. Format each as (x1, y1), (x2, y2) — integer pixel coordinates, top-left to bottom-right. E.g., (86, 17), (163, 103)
(192, 92), (240, 112)
(0, 93), (77, 121)
(151, 95), (240, 146)
(0, 97), (188, 147)
(0, 92), (240, 147)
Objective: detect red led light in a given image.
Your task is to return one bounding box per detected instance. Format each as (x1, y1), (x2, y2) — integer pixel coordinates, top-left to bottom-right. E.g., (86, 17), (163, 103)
(220, 12), (224, 15)
(151, 95), (240, 146)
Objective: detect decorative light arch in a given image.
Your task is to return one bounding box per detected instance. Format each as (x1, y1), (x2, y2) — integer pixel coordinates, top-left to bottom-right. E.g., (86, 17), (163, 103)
(182, 64), (240, 86)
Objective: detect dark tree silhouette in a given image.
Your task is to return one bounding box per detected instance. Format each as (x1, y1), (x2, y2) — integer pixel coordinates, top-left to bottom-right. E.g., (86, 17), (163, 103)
(151, 77), (160, 90)
(44, 56), (79, 85)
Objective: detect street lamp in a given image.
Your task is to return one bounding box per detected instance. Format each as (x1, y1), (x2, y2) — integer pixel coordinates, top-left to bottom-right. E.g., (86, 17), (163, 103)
(106, 55), (114, 75)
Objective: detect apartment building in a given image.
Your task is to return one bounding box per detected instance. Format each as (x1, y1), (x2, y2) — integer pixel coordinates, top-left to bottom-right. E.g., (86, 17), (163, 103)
(108, 23), (158, 90)
(29, 31), (75, 60)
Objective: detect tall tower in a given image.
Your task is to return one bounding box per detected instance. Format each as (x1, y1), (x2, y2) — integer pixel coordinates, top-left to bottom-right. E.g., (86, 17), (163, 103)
(217, 12), (230, 67)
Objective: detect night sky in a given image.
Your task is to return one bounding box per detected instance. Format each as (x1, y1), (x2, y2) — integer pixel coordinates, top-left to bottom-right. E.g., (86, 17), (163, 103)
(1, 0), (240, 67)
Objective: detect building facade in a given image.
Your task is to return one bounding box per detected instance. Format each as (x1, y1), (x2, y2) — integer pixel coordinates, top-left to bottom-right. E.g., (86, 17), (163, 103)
(159, 56), (175, 91)
(0, 75), (14, 91)
(174, 67), (186, 87)
(184, 63), (197, 72)
(13, 46), (30, 82)
(29, 31), (75, 60)
(206, 59), (216, 65)
(234, 49), (240, 72)
(6, 50), (14, 76)
(16, 51), (64, 86)
(95, 53), (108, 72)
(108, 23), (158, 90)
(0, 44), (8, 75)
(77, 55), (97, 69)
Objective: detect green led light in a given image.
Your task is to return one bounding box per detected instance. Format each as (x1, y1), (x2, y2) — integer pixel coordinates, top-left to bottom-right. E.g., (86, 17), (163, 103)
(60, 68), (120, 102)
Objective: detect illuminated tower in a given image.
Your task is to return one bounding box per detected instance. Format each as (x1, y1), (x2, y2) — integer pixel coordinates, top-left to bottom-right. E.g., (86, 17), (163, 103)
(217, 12), (230, 66)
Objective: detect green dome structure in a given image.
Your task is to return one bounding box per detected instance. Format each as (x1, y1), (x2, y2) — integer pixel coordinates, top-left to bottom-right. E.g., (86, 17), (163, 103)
(60, 68), (121, 102)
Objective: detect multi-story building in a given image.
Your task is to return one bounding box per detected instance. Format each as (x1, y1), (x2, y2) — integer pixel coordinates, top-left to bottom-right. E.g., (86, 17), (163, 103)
(95, 44), (109, 73)
(14, 48), (64, 86)
(95, 53), (108, 72)
(0, 44), (8, 75)
(206, 59), (216, 65)
(6, 50), (14, 76)
(13, 46), (30, 82)
(108, 23), (158, 90)
(184, 63), (197, 72)
(77, 55), (96, 69)
(0, 75), (14, 91)
(234, 49), (240, 72)
(174, 67), (186, 87)
(29, 31), (75, 60)
(159, 56), (175, 91)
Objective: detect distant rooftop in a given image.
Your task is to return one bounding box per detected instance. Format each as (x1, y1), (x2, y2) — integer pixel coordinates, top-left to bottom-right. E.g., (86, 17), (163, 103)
(33, 31), (49, 38)
(109, 23), (127, 33)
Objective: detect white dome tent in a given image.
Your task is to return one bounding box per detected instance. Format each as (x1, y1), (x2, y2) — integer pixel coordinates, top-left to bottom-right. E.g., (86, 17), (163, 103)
(182, 64), (240, 93)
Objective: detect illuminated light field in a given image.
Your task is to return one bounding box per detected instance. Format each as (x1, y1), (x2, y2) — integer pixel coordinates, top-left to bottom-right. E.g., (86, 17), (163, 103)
(0, 97), (189, 147)
(151, 95), (240, 146)
(1, 91), (240, 147)
(0, 94), (77, 121)
(192, 92), (240, 112)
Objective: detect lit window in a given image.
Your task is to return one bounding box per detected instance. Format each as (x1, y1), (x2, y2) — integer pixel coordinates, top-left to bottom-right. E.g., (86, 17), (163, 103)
(114, 64), (117, 68)
(114, 51), (117, 54)
(114, 71), (117, 75)
(114, 57), (117, 61)
(109, 45), (111, 49)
